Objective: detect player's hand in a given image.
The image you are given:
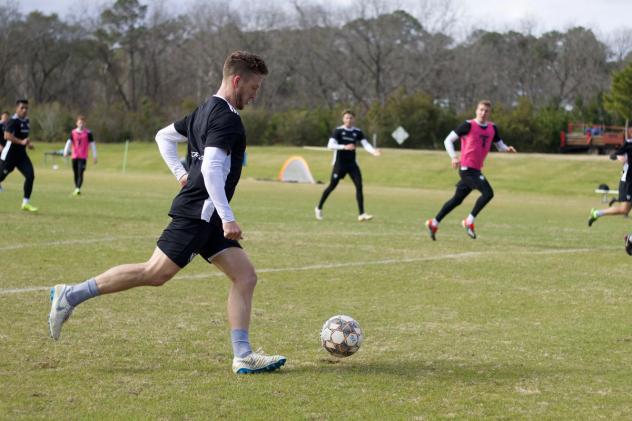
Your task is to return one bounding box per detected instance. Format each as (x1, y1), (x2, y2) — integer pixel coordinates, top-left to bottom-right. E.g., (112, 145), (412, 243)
(223, 221), (243, 240)
(506, 146), (517, 153)
(26, 140), (34, 150)
(373, 149), (382, 156)
(451, 157), (460, 169)
(178, 173), (188, 187)
(344, 144), (356, 151)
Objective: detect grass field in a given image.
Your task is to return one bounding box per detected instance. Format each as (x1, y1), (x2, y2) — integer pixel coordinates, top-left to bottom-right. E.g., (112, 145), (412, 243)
(2, 144), (632, 419)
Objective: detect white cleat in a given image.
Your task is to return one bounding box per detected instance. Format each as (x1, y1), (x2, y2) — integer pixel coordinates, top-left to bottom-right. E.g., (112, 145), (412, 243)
(315, 207), (323, 220)
(232, 351), (287, 374)
(48, 284), (75, 340)
(358, 213), (373, 222)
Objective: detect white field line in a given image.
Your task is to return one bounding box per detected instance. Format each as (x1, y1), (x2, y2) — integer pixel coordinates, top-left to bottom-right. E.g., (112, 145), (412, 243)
(0, 246), (615, 295)
(0, 236), (154, 251)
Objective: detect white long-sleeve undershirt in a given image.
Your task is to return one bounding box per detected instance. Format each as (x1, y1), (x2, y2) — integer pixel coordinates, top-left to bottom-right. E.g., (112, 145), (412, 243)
(328, 137), (378, 155)
(63, 139), (98, 158)
(443, 130), (510, 158)
(155, 123), (188, 181)
(201, 146), (234, 223)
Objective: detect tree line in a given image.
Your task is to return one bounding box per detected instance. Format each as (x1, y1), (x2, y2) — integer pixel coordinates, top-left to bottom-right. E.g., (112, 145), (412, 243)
(6, 0), (632, 151)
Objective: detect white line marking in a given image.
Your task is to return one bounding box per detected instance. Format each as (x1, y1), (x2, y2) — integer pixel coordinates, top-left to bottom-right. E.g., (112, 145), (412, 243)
(0, 246), (615, 295)
(0, 236), (154, 251)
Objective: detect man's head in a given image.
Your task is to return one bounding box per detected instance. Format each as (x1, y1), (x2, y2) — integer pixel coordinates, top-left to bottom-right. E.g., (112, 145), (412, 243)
(475, 100), (492, 123)
(76, 115), (86, 130)
(0, 111), (9, 123)
(342, 110), (355, 128)
(222, 51), (268, 110)
(15, 99), (28, 119)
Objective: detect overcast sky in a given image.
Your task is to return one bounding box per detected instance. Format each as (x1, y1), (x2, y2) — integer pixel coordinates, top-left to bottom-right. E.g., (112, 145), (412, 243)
(22, 0), (632, 37)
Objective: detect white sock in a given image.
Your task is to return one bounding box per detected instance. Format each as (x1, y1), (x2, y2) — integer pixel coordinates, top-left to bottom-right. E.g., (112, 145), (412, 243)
(22, 198), (29, 206)
(432, 218), (439, 226)
(466, 214), (475, 225)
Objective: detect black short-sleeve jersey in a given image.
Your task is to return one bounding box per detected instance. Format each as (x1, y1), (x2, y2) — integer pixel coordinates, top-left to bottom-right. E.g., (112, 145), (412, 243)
(332, 126), (366, 166)
(615, 141), (632, 181)
(454, 121), (501, 143)
(168, 96), (246, 223)
(0, 122), (6, 147)
(4, 116), (30, 154)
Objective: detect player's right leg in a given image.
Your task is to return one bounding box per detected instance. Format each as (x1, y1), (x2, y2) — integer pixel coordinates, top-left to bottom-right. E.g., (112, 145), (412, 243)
(49, 247), (181, 340)
(426, 177), (472, 240)
(16, 154), (37, 211)
(315, 169), (341, 219)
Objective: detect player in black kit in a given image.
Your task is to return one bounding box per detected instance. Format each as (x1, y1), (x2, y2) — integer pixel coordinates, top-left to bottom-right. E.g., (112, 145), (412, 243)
(0, 111), (9, 192)
(47, 51), (286, 374)
(315, 110), (381, 221)
(588, 139), (632, 227)
(0, 100), (38, 211)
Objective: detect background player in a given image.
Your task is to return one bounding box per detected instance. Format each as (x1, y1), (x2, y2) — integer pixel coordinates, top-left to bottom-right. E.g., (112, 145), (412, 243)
(0, 100), (38, 211)
(48, 51), (286, 374)
(425, 100), (516, 240)
(0, 111), (9, 192)
(63, 115), (97, 196)
(315, 110), (380, 221)
(588, 138), (632, 226)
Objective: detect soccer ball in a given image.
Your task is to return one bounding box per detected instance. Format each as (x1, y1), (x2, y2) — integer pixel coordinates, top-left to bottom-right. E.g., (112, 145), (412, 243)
(320, 315), (363, 357)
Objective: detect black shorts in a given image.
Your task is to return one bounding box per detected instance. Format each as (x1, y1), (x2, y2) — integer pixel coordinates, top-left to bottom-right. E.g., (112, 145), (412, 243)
(332, 162), (360, 180)
(619, 180), (632, 202)
(157, 216), (241, 268)
(457, 168), (492, 192)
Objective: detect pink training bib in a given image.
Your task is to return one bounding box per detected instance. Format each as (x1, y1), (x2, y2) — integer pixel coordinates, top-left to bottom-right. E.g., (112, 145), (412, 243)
(70, 129), (92, 159)
(460, 120), (495, 170)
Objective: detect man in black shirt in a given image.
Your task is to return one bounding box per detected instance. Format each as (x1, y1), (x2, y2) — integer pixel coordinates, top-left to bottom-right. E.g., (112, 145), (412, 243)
(48, 51), (286, 374)
(315, 110), (381, 221)
(0, 100), (38, 211)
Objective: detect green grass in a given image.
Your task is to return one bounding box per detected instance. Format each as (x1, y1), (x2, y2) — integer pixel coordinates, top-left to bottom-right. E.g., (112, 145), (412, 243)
(1, 144), (632, 419)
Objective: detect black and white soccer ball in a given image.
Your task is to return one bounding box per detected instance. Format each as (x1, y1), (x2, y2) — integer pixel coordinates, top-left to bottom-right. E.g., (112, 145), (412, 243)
(320, 315), (363, 357)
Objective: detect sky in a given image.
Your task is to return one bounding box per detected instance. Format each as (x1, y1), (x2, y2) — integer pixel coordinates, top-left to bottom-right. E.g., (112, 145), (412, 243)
(22, 0), (632, 37)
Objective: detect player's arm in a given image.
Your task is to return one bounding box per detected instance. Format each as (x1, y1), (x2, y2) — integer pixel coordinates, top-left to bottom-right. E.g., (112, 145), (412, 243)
(4, 130), (29, 146)
(63, 137), (71, 157)
(493, 126), (516, 153)
(359, 130), (380, 156)
(88, 131), (97, 163)
(327, 137), (347, 150)
(155, 123), (188, 186)
(444, 131), (460, 168)
(201, 146), (241, 240)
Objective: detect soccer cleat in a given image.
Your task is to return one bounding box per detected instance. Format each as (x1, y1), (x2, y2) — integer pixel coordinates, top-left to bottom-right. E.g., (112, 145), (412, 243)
(72, 188), (81, 196)
(462, 220), (477, 239)
(358, 213), (373, 221)
(625, 234), (632, 256)
(588, 208), (599, 227)
(315, 207), (323, 220)
(232, 351), (287, 374)
(48, 284), (75, 340)
(21, 203), (38, 212)
(425, 219), (438, 241)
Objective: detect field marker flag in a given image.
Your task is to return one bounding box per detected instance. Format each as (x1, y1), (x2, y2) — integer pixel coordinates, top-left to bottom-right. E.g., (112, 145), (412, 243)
(278, 156), (316, 184)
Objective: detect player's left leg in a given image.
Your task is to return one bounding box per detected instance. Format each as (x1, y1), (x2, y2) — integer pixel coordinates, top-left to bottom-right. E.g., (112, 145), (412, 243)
(212, 247), (286, 374)
(349, 165), (372, 221)
(73, 159), (86, 195)
(463, 172), (494, 239)
(589, 180), (632, 226)
(16, 154), (37, 212)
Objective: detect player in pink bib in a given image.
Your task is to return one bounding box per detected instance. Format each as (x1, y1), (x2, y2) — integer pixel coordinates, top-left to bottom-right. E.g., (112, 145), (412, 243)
(425, 100), (516, 240)
(63, 115), (97, 195)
